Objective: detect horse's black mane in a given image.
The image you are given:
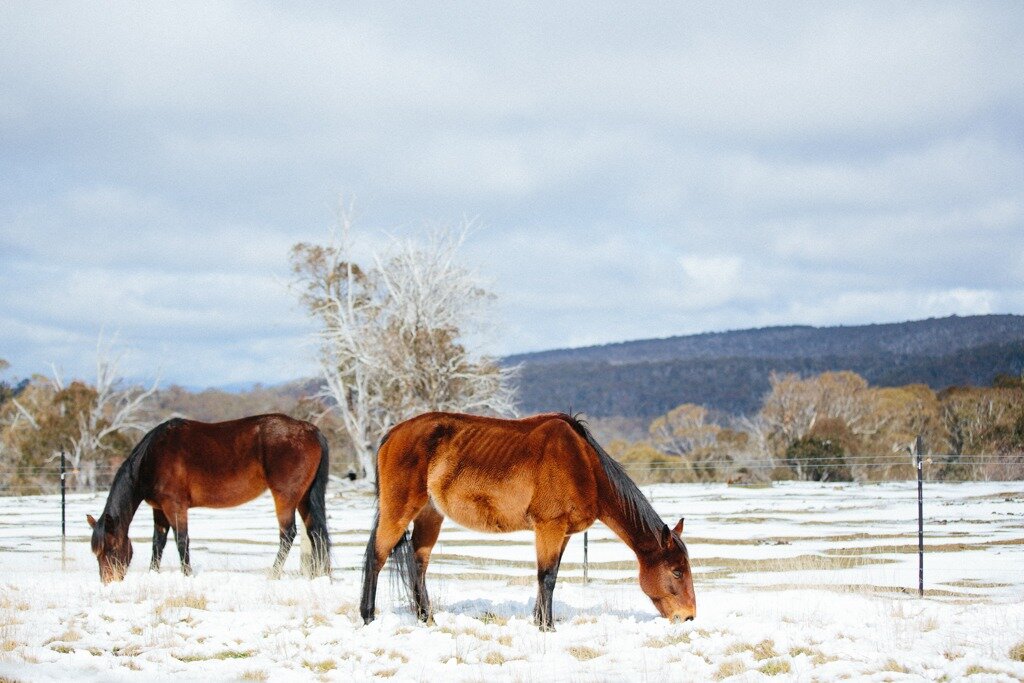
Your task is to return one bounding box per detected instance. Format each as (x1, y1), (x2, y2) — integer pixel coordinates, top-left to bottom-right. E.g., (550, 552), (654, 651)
(102, 418), (181, 523)
(563, 413), (685, 553)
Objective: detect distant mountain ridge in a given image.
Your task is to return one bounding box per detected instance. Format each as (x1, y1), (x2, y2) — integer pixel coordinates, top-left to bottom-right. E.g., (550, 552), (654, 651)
(506, 315), (1024, 418)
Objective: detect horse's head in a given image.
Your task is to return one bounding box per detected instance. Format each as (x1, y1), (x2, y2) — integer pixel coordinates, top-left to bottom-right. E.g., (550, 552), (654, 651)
(638, 517), (696, 623)
(86, 513), (133, 583)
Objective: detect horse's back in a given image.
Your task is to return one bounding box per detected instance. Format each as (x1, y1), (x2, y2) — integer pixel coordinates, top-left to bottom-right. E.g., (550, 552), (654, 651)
(379, 412), (600, 533)
(145, 414), (323, 509)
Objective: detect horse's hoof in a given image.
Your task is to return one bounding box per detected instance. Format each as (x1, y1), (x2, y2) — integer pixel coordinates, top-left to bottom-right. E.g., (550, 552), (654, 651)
(362, 616), (374, 626)
(533, 617), (556, 632)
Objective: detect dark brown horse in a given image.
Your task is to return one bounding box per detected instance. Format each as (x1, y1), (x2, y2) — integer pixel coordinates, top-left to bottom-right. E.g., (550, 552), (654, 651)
(360, 412), (695, 630)
(87, 414), (331, 583)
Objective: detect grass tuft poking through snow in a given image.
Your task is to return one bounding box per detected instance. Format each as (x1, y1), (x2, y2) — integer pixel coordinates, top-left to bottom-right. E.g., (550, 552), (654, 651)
(714, 658), (746, 680)
(567, 645), (602, 661)
(758, 658), (791, 676)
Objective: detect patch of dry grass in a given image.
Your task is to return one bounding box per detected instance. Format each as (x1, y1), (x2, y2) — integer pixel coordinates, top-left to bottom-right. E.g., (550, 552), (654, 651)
(644, 632), (691, 648)
(479, 611), (508, 626)
(43, 628), (82, 645)
(0, 611), (20, 656)
(1009, 640), (1024, 662)
(567, 645), (602, 661)
(758, 659), (791, 675)
(697, 552), (896, 582)
(725, 639), (777, 661)
(155, 592), (208, 617)
(827, 536), (1024, 557)
(789, 645), (834, 666)
(882, 659), (909, 673)
(371, 648), (409, 664)
(964, 664), (1000, 676)
(303, 658), (337, 673)
(714, 659), (745, 680)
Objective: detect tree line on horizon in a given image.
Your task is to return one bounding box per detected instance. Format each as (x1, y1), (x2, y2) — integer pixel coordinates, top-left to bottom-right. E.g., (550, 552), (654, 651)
(4, 355), (1023, 494)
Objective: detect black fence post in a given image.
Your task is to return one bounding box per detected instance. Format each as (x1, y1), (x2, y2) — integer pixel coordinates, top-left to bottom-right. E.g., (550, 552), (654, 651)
(583, 531), (589, 584)
(915, 435), (924, 597)
(61, 450), (67, 570)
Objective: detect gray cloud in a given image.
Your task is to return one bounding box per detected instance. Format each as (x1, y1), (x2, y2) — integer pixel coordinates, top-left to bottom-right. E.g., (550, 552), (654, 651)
(1, 1), (1022, 387)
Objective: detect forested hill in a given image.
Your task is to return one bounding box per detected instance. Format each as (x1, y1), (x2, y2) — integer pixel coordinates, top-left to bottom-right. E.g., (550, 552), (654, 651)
(506, 315), (1024, 418)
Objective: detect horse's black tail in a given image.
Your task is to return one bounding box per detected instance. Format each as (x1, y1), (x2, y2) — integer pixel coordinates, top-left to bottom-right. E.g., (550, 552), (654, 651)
(360, 432), (419, 623)
(360, 510), (419, 623)
(304, 430), (332, 577)
(388, 526), (419, 614)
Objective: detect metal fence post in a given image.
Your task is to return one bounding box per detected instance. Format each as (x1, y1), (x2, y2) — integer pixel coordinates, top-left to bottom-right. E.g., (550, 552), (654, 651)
(61, 450), (67, 571)
(915, 435), (924, 597)
(583, 531), (589, 584)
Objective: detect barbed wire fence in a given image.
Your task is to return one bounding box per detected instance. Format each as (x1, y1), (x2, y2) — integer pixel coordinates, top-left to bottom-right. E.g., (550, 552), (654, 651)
(2, 454), (1021, 496)
(0, 448), (1021, 595)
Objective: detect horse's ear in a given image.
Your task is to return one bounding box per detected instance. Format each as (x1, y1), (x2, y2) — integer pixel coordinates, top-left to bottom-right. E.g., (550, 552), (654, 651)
(660, 524), (672, 549)
(673, 518), (685, 537)
(86, 514), (97, 529)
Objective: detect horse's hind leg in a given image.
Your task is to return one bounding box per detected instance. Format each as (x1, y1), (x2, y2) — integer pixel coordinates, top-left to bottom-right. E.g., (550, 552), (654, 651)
(360, 493), (429, 625)
(410, 504), (445, 622)
(270, 501), (297, 579)
(150, 508), (170, 571)
(297, 500), (330, 578)
(533, 523), (571, 631)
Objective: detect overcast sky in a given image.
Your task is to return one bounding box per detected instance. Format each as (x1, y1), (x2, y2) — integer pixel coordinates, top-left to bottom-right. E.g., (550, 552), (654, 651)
(2, 2), (1022, 388)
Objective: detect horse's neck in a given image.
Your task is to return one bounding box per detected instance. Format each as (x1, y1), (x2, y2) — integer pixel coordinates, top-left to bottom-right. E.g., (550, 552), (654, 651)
(597, 488), (660, 558)
(104, 470), (144, 528)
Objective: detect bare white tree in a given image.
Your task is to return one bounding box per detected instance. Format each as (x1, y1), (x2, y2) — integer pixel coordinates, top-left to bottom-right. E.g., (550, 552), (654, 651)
(50, 336), (158, 490)
(372, 228), (517, 421)
(649, 403), (720, 457)
(292, 212), (517, 481)
(730, 413), (776, 482)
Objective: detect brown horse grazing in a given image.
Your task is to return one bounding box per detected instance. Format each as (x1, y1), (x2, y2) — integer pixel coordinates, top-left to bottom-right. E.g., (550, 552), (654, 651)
(360, 412), (695, 630)
(86, 414), (331, 584)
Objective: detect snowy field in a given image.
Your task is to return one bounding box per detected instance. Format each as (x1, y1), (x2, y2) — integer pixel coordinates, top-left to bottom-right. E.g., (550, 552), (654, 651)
(1, 481), (1022, 681)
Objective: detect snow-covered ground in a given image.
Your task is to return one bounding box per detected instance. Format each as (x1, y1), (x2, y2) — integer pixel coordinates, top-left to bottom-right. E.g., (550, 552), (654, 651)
(1, 481), (1022, 681)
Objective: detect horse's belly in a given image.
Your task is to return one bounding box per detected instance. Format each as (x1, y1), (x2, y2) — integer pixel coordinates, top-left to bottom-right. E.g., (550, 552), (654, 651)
(427, 472), (533, 533)
(190, 470), (267, 508)
(436, 498), (531, 533)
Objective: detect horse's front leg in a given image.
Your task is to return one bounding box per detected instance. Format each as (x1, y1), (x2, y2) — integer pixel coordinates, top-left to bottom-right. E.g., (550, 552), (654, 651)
(150, 508), (170, 572)
(533, 523), (571, 631)
(165, 506), (192, 576)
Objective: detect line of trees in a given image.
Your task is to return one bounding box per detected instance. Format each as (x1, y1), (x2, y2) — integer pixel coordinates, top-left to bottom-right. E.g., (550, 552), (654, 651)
(609, 370), (1024, 484)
